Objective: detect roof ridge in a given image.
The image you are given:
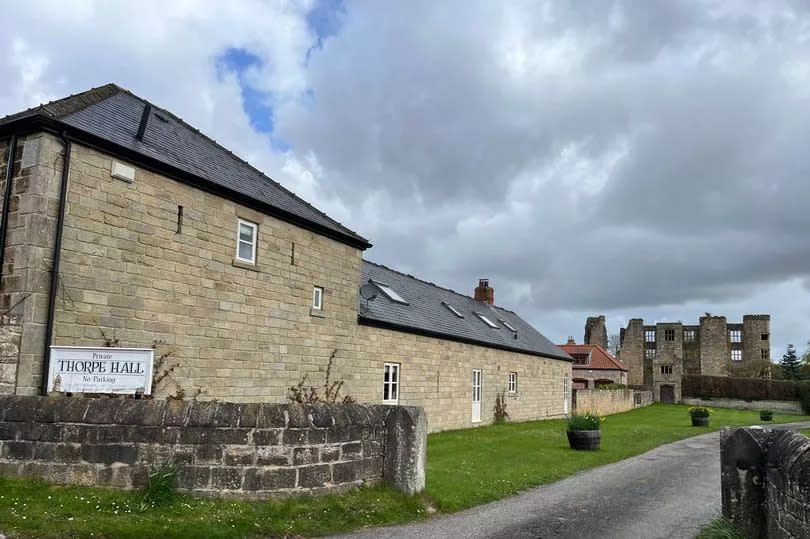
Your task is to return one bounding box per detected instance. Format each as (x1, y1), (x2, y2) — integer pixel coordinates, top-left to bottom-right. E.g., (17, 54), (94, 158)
(0, 83), (123, 124)
(113, 87), (367, 243)
(363, 259), (518, 315)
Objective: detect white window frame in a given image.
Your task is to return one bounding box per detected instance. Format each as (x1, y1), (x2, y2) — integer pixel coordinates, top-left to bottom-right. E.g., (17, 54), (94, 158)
(312, 286), (323, 310)
(500, 319), (517, 332)
(645, 330), (656, 343)
(235, 218), (257, 264)
(729, 330), (742, 343)
(645, 348), (655, 360)
(475, 312), (499, 329)
(508, 372), (517, 394)
(683, 330), (696, 342)
(731, 349), (742, 362)
(441, 301), (464, 318)
(383, 363), (400, 404)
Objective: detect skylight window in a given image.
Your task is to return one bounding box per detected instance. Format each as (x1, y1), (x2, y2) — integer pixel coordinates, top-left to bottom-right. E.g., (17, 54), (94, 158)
(442, 301), (464, 318)
(370, 280), (409, 304)
(500, 319), (517, 332)
(475, 312), (499, 329)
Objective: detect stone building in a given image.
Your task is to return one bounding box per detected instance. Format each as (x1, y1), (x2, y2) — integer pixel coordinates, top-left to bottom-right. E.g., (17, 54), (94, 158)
(616, 314), (770, 402)
(558, 337), (627, 390)
(0, 84), (572, 432)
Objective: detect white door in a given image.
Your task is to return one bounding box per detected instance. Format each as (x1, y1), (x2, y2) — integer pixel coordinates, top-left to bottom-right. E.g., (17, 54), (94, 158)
(472, 369), (482, 423)
(563, 375), (570, 414)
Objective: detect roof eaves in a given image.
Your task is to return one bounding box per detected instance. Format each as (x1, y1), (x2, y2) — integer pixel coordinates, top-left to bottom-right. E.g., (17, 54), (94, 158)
(0, 113), (372, 250)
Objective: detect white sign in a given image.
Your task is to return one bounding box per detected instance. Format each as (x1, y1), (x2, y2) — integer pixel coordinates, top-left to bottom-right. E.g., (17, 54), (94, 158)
(48, 346), (154, 395)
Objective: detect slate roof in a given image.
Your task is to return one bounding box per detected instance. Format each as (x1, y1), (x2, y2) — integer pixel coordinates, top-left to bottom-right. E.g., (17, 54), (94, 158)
(558, 342), (628, 371)
(0, 84), (370, 249)
(359, 261), (571, 361)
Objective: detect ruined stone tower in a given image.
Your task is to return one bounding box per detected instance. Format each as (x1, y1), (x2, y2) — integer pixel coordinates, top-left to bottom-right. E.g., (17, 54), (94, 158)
(584, 315), (607, 350)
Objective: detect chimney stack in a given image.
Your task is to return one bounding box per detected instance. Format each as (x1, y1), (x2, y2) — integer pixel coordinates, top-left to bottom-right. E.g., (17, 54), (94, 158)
(474, 278), (494, 305)
(567, 336), (576, 345)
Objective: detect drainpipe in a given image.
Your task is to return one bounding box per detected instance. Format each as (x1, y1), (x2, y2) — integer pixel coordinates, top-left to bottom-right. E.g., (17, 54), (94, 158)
(41, 132), (71, 395)
(0, 134), (18, 283)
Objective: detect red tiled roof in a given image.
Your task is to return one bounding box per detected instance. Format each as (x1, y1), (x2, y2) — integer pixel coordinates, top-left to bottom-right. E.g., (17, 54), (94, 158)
(558, 343), (628, 371)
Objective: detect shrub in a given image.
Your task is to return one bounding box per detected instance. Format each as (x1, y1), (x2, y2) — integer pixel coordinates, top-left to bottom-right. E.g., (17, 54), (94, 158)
(798, 381), (810, 415)
(140, 457), (179, 511)
(759, 409), (773, 421)
(600, 383), (627, 390)
(682, 374), (798, 402)
(493, 390), (509, 424)
(688, 405), (713, 418)
(567, 410), (604, 431)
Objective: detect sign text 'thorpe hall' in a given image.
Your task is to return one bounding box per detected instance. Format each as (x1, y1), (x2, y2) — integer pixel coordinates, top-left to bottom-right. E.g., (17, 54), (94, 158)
(47, 346), (154, 395)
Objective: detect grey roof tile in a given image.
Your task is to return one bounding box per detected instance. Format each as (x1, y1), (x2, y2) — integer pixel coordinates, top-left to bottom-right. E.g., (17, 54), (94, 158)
(359, 261), (572, 361)
(0, 84), (369, 248)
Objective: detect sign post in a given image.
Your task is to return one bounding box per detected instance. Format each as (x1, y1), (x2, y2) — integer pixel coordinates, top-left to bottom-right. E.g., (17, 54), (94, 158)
(47, 346), (154, 395)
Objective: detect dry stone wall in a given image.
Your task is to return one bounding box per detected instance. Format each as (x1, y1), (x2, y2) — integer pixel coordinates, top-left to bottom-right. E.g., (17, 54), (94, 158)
(0, 317), (22, 394)
(0, 396), (426, 497)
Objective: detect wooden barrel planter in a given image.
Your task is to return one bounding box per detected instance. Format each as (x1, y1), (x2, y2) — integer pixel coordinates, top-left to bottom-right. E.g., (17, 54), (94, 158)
(691, 416), (710, 427)
(567, 430), (601, 450)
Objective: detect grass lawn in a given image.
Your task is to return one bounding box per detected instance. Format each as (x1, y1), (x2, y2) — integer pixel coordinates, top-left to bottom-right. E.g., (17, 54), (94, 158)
(0, 404), (804, 537)
(801, 428), (810, 437)
(426, 403), (803, 512)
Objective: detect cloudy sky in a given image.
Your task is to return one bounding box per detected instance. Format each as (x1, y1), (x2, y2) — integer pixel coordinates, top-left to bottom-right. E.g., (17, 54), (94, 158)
(3, 0), (809, 357)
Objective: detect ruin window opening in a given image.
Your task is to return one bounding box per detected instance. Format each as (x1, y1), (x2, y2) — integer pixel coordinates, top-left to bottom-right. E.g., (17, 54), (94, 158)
(664, 329), (675, 341)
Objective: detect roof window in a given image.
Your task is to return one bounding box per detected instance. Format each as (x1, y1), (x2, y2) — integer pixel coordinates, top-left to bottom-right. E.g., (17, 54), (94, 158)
(475, 312), (499, 329)
(442, 301), (464, 318)
(500, 318), (517, 332)
(370, 280), (409, 305)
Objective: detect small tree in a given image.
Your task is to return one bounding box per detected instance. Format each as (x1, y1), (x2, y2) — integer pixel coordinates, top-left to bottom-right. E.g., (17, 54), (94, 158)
(607, 333), (621, 355)
(780, 344), (802, 380)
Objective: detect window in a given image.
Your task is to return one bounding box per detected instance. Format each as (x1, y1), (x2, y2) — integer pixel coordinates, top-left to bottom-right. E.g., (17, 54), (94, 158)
(660, 365), (673, 375)
(508, 372), (517, 394)
(645, 349), (655, 360)
(761, 349), (769, 360)
(370, 280), (408, 304)
(474, 312), (499, 329)
(312, 286), (323, 310)
(441, 301), (464, 318)
(236, 219), (257, 264)
(176, 205), (183, 234)
(761, 333), (769, 341)
(664, 329), (675, 341)
(572, 353), (590, 365)
(383, 363), (400, 404)
(645, 330), (655, 343)
(729, 330), (742, 343)
(684, 349), (696, 360)
(683, 330), (695, 342)
(731, 349), (742, 362)
(500, 319), (518, 332)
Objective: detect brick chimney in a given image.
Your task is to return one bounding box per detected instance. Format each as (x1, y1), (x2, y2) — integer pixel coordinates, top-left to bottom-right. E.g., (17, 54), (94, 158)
(567, 336), (576, 345)
(474, 278), (494, 305)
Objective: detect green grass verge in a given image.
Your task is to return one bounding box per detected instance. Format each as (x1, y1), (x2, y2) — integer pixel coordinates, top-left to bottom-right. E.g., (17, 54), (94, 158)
(426, 403), (802, 512)
(0, 479), (426, 538)
(694, 517), (745, 539)
(800, 428), (810, 437)
(0, 404), (803, 537)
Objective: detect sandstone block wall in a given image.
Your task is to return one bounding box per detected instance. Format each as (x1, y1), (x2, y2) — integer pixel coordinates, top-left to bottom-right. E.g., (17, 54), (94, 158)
(619, 319), (644, 387)
(721, 427), (810, 539)
(572, 388), (651, 416)
(743, 315), (771, 363)
(0, 317), (22, 395)
(0, 134), (570, 434)
(699, 315), (728, 377)
(683, 397), (801, 415)
(352, 325), (571, 432)
(0, 396), (426, 497)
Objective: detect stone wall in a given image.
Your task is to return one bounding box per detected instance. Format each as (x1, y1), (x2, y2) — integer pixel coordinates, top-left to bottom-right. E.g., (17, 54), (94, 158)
(721, 427), (810, 538)
(584, 315), (607, 349)
(572, 388), (651, 416)
(743, 315), (771, 363)
(699, 315), (728, 377)
(618, 319), (644, 387)
(0, 316), (22, 394)
(0, 134), (571, 433)
(0, 396), (426, 497)
(353, 324), (572, 432)
(683, 397), (801, 415)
